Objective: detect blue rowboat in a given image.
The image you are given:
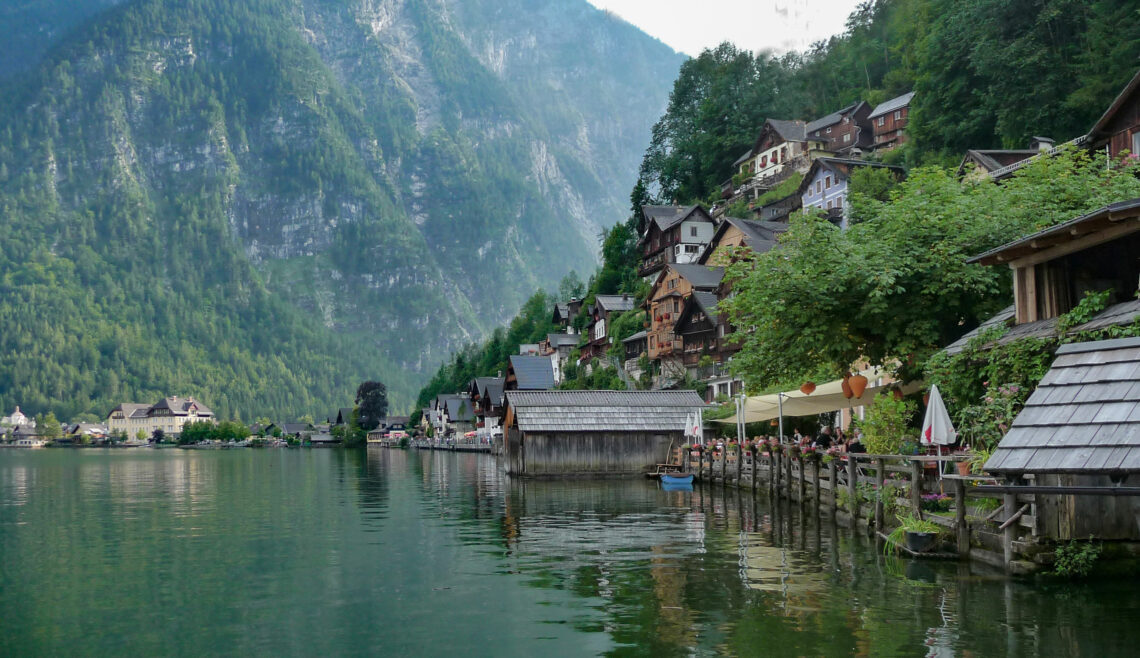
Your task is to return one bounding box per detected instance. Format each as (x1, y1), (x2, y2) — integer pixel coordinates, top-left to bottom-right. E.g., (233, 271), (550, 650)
(660, 473), (694, 485)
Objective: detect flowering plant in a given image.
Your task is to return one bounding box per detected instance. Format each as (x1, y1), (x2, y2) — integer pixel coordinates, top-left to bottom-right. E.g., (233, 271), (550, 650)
(958, 382), (1028, 450)
(921, 493), (952, 513)
(822, 446), (842, 464)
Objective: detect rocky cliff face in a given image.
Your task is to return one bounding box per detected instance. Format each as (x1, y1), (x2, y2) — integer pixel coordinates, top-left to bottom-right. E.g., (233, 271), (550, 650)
(0, 0), (683, 415)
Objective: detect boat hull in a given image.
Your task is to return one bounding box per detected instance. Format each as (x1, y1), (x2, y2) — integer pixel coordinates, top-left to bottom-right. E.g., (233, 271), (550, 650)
(660, 473), (694, 485)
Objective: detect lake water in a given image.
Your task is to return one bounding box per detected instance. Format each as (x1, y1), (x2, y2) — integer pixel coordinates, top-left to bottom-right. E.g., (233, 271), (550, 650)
(1, 448), (1137, 656)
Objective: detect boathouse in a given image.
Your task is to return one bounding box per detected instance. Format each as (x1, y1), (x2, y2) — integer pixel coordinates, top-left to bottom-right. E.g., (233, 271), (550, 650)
(501, 390), (705, 477)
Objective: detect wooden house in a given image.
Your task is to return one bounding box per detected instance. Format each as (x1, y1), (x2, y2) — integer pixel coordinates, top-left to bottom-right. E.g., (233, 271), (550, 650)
(868, 91), (914, 150)
(698, 216), (787, 267)
(501, 390), (705, 476)
(646, 264), (723, 364)
(622, 330), (648, 361)
(552, 302), (573, 332)
(723, 119), (825, 206)
(1088, 68), (1140, 161)
(805, 101), (872, 154)
(798, 158), (904, 229)
(637, 205), (716, 278)
(673, 291), (720, 373)
(756, 193), (802, 223)
(505, 355), (556, 391)
(580, 294), (637, 362)
(956, 137), (1055, 182)
(540, 332), (580, 381)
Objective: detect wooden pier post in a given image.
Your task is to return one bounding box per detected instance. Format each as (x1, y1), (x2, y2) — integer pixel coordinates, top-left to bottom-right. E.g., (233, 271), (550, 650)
(785, 454), (793, 501)
(751, 446), (758, 492)
(954, 477), (969, 555)
(875, 458), (886, 533)
(910, 459), (923, 517)
(847, 457), (858, 520)
(697, 447), (704, 481)
(719, 449), (727, 485)
(828, 460), (838, 513)
(1003, 486), (1017, 570)
(798, 456), (806, 503)
(812, 457), (821, 504)
(736, 447), (744, 484)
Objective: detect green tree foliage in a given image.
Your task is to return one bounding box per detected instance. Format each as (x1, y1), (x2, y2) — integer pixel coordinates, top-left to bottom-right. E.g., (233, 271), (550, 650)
(35, 412), (62, 440)
(354, 382), (389, 431)
(636, 0), (1140, 206)
(721, 150), (1140, 391)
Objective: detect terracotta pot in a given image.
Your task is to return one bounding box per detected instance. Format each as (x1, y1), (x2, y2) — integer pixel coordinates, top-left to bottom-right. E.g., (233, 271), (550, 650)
(841, 377), (854, 400)
(923, 392), (930, 406)
(892, 388), (904, 401)
(799, 381), (816, 395)
(849, 374), (868, 398)
(957, 461), (971, 476)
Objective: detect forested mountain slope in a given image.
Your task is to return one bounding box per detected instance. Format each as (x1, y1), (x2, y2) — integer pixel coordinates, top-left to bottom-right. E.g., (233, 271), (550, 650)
(0, 0), (683, 419)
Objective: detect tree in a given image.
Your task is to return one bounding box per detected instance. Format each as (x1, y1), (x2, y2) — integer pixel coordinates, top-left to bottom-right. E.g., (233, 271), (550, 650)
(558, 270), (585, 301)
(355, 381), (389, 431)
(36, 412), (62, 440)
(177, 422), (213, 445)
(152, 428), (166, 444)
(721, 150), (1140, 391)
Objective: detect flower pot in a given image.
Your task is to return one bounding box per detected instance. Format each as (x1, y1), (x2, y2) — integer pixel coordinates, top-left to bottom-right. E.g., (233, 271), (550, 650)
(905, 531), (937, 553)
(800, 381), (816, 395)
(841, 377), (854, 399)
(956, 461), (971, 476)
(849, 374), (868, 398)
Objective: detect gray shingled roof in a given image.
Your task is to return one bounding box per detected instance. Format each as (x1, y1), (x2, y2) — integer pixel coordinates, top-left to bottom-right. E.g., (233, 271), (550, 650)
(509, 355), (556, 390)
(622, 330), (648, 343)
(868, 91), (915, 119)
(641, 205), (700, 232)
(670, 264), (725, 290)
(732, 149), (754, 167)
(547, 333), (579, 348)
(445, 397), (475, 422)
(986, 337), (1140, 474)
(968, 199), (1140, 265)
(805, 102), (860, 134)
(506, 390), (705, 433)
(943, 300), (1140, 356)
(766, 119), (806, 142)
(595, 294), (636, 313)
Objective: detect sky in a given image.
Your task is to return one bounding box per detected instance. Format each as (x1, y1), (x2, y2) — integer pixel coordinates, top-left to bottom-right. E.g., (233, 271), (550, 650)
(586, 0), (866, 57)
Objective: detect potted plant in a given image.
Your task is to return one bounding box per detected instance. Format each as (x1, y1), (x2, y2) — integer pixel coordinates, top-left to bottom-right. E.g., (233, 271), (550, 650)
(968, 446), (993, 474)
(955, 446), (973, 476)
(889, 514), (942, 553)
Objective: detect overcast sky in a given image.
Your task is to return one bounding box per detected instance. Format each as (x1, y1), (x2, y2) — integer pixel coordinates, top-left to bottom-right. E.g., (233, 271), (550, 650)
(587, 0), (866, 57)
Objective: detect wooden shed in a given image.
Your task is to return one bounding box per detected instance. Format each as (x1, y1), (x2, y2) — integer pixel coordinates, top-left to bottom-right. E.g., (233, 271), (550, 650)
(986, 337), (1140, 540)
(502, 390), (705, 477)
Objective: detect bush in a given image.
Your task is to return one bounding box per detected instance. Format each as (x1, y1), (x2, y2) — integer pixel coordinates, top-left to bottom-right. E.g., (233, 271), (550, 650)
(1054, 537), (1102, 578)
(862, 394), (915, 455)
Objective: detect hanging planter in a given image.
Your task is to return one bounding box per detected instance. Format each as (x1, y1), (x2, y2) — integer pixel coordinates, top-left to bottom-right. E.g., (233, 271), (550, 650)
(841, 374), (854, 400)
(892, 388), (904, 402)
(799, 381), (816, 395)
(849, 374), (868, 398)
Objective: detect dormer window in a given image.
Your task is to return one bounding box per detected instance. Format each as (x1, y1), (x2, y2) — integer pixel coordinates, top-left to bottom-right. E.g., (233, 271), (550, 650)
(826, 127), (832, 134)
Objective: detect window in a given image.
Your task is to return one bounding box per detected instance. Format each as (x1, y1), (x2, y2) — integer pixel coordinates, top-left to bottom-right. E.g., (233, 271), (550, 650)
(843, 133), (851, 143)
(815, 181), (822, 194)
(836, 196), (843, 208)
(878, 116), (885, 126)
(843, 116), (849, 124)
(673, 300), (679, 313)
(825, 175), (831, 189)
(690, 225), (698, 238)
(1132, 131), (1140, 156)
(894, 110), (902, 120)
(826, 200), (832, 209)
(815, 130), (820, 136)
(826, 126), (832, 134)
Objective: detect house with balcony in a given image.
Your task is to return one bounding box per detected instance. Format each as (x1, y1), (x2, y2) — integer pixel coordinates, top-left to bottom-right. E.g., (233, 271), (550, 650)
(646, 264), (724, 376)
(868, 91), (914, 150)
(798, 157), (904, 229)
(1088, 68), (1140, 161)
(956, 137), (1056, 181)
(637, 205), (716, 278)
(106, 397), (215, 438)
(468, 376), (505, 439)
(805, 101), (872, 155)
(698, 216), (788, 267)
(721, 119), (825, 209)
(540, 332), (580, 382)
(579, 294), (637, 363)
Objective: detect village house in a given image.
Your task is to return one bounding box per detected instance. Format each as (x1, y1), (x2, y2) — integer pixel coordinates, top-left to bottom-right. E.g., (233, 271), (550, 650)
(805, 101), (873, 155)
(1088, 68), (1140, 161)
(637, 205), (717, 278)
(539, 333), (579, 381)
(106, 397), (215, 437)
(551, 301), (580, 334)
(579, 294), (637, 363)
(443, 397), (475, 436)
(698, 216), (788, 267)
(755, 193), (802, 223)
(646, 264), (724, 379)
(504, 355), (556, 392)
(501, 390), (705, 476)
(798, 157), (904, 228)
(1, 406), (33, 429)
(956, 137), (1056, 181)
(469, 376), (505, 439)
(722, 119), (826, 210)
(868, 91), (914, 150)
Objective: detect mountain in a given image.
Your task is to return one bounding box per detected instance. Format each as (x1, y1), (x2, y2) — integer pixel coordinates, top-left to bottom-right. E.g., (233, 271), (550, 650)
(0, 0), (683, 419)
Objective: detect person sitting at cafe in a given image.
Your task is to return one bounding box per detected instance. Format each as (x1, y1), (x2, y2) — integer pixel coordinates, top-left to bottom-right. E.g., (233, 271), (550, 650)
(815, 426), (834, 449)
(846, 428), (866, 453)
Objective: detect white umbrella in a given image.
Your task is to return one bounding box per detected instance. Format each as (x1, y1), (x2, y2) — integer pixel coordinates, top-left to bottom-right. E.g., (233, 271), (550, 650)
(688, 411), (705, 446)
(921, 384), (957, 479)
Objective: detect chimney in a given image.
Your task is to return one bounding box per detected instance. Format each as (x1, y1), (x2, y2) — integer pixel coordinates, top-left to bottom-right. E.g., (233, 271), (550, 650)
(1030, 136), (1055, 152)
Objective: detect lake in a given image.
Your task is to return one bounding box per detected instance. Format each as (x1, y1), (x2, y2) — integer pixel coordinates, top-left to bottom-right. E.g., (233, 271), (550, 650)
(1, 448), (1136, 656)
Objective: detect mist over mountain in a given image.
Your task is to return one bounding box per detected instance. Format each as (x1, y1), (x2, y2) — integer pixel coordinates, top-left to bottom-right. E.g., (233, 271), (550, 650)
(0, 0), (683, 418)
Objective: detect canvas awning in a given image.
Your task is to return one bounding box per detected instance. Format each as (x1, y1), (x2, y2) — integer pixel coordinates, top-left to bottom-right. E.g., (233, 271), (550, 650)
(716, 367), (924, 424)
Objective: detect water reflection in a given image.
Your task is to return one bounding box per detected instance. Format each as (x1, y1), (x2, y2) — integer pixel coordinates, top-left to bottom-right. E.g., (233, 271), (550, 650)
(3, 450), (1140, 656)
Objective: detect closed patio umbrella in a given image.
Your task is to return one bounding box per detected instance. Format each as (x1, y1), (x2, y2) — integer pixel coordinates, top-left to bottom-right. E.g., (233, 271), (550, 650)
(921, 384), (957, 479)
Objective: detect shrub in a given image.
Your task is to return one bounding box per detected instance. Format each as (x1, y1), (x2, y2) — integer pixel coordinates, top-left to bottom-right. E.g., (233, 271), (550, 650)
(1054, 537), (1102, 578)
(862, 394), (915, 455)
